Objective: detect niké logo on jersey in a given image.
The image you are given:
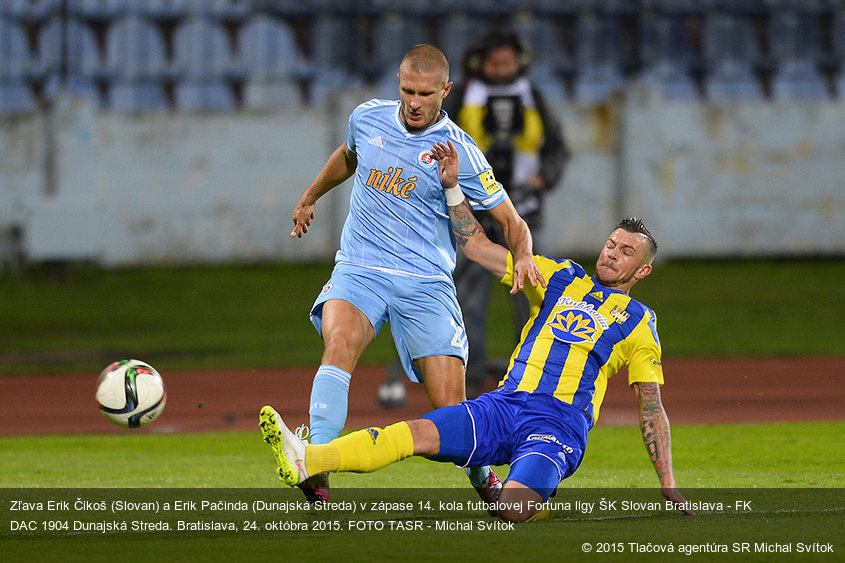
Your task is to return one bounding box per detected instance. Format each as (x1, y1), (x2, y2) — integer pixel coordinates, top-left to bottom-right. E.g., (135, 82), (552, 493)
(365, 167), (417, 199)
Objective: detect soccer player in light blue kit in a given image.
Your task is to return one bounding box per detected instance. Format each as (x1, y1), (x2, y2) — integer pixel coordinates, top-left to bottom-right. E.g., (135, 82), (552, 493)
(284, 45), (540, 502)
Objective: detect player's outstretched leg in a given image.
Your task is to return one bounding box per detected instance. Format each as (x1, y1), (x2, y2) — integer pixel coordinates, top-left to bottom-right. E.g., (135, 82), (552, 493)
(259, 405), (309, 487)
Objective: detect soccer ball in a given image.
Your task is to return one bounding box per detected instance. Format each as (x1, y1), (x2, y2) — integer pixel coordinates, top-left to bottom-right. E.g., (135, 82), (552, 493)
(95, 359), (167, 428)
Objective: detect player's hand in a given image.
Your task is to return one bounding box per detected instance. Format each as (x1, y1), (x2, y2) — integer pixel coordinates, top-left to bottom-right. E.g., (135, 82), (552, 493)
(510, 255), (546, 295)
(662, 487), (695, 516)
(291, 203), (315, 238)
(430, 141), (459, 190)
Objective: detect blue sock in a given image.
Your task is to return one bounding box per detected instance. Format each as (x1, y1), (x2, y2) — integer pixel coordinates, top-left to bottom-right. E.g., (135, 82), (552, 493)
(465, 465), (492, 487)
(309, 365), (352, 445)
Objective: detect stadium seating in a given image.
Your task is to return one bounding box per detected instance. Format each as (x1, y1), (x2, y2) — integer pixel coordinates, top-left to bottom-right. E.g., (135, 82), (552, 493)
(512, 14), (571, 76)
(640, 60), (698, 100)
(834, 7), (845, 66)
(106, 15), (169, 80)
(192, 0), (250, 22)
(0, 82), (36, 114)
(240, 15), (301, 77)
(0, 19), (32, 80)
(438, 16), (476, 81)
(175, 80), (235, 111)
(173, 17), (234, 78)
(638, 13), (698, 100)
(0, 18), (40, 112)
(772, 59), (829, 101)
(40, 18), (103, 79)
(68, 0), (126, 21)
(240, 15), (303, 109)
(769, 9), (824, 63)
(705, 59), (764, 101)
(0, 0), (60, 23)
(369, 12), (428, 79)
(306, 13), (360, 105)
(37, 18), (104, 106)
(173, 17), (236, 110)
(104, 15), (170, 110)
(434, 0), (509, 18)
(703, 12), (764, 100)
(768, 8), (829, 101)
(528, 63), (568, 103)
(639, 12), (696, 70)
(135, 0), (189, 21)
(0, 0), (841, 111)
(110, 82), (168, 111)
(573, 14), (626, 102)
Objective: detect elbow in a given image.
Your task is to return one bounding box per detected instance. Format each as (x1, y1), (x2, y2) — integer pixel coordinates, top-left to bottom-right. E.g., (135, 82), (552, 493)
(460, 239), (482, 263)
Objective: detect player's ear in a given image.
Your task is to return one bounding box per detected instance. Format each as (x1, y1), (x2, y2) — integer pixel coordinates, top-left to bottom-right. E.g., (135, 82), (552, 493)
(634, 262), (653, 280)
(443, 81), (453, 98)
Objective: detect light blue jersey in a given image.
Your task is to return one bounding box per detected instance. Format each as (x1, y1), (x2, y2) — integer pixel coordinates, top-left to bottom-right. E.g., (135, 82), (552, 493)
(338, 99), (506, 280)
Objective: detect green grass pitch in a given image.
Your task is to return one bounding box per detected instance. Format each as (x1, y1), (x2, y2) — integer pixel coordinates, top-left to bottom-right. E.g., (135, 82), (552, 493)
(2, 258), (844, 375)
(1, 422), (842, 562)
(2, 260), (843, 560)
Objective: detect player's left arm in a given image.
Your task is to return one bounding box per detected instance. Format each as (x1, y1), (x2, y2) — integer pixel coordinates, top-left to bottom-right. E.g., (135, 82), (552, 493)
(448, 199), (509, 279)
(431, 140), (542, 286)
(633, 381), (695, 516)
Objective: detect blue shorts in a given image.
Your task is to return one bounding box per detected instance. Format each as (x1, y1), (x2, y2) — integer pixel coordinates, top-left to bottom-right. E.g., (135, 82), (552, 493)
(421, 391), (590, 500)
(311, 262), (468, 383)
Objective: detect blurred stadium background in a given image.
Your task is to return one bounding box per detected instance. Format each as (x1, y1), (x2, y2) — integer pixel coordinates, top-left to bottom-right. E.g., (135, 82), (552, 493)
(0, 0), (843, 271)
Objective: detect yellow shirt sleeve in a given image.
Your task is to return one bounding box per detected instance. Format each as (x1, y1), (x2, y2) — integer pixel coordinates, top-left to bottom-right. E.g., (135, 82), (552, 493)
(625, 310), (665, 386)
(501, 252), (571, 316)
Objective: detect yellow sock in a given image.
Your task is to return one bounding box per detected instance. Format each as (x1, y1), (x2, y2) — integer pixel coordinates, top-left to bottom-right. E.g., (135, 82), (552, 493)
(305, 444), (341, 475)
(525, 507), (551, 522)
(305, 422), (414, 475)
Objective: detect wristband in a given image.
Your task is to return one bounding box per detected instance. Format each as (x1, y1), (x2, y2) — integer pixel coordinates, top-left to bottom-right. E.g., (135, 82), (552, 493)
(444, 185), (465, 206)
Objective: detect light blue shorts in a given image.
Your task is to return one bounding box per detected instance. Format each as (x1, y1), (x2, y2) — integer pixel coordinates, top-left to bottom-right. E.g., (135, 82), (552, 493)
(310, 263), (468, 383)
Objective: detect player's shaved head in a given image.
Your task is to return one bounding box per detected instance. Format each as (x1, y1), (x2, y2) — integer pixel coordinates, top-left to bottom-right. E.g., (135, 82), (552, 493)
(400, 44), (450, 86)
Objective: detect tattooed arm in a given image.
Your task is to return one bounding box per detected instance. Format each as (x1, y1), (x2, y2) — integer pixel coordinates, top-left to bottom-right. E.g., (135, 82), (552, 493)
(633, 381), (695, 516)
(448, 199), (510, 279)
(430, 140), (544, 291)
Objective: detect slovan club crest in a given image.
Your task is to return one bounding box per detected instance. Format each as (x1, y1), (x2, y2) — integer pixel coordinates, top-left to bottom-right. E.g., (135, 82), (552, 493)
(417, 149), (436, 168)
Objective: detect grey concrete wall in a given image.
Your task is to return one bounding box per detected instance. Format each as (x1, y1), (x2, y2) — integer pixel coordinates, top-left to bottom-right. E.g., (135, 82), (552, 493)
(1, 88), (843, 267)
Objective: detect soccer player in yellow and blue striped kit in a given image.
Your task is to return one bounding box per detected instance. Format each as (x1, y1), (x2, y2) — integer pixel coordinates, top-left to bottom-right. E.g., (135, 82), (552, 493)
(261, 140), (692, 522)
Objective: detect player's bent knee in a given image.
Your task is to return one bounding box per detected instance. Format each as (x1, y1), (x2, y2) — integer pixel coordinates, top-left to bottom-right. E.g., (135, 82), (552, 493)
(405, 418), (440, 457)
(498, 481), (546, 523)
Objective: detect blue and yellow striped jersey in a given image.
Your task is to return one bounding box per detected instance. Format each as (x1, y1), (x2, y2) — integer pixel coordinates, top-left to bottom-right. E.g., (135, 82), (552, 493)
(499, 254), (664, 426)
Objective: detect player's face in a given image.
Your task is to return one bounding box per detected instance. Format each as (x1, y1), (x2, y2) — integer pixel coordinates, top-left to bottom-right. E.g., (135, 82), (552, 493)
(481, 46), (521, 84)
(595, 229), (653, 292)
(398, 69), (451, 131)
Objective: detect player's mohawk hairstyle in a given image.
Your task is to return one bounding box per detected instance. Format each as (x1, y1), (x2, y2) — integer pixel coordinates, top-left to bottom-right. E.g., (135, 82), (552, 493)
(616, 217), (658, 256)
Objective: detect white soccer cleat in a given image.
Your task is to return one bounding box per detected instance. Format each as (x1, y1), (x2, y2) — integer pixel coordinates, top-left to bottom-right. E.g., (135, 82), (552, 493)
(259, 405), (309, 487)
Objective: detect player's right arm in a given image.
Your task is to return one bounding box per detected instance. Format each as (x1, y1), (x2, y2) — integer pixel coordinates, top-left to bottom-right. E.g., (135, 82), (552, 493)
(291, 144), (357, 238)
